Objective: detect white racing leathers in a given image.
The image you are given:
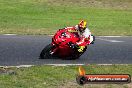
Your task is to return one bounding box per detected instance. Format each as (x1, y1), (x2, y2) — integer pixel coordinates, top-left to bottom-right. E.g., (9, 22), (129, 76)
(75, 25), (93, 45)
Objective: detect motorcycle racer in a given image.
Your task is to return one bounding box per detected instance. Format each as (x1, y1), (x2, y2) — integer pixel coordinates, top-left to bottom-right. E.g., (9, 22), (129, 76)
(60, 20), (94, 53)
(39, 20), (95, 59)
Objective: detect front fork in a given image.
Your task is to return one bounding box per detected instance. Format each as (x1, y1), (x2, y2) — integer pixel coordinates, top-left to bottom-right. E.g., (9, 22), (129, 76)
(50, 43), (58, 56)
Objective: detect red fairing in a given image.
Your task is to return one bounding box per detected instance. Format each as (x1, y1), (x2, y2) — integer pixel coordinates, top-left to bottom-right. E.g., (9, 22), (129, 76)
(65, 26), (91, 46)
(52, 28), (80, 57)
(51, 27), (90, 58)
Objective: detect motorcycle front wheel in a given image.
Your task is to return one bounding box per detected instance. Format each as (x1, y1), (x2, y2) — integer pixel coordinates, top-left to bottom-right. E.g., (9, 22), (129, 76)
(39, 44), (53, 59)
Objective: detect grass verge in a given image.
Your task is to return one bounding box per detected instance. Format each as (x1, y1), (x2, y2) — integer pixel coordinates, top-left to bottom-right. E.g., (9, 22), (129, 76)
(0, 0), (132, 36)
(0, 64), (132, 88)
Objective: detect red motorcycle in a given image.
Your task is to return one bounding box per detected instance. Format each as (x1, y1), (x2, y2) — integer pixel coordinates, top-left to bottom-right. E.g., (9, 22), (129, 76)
(39, 29), (95, 60)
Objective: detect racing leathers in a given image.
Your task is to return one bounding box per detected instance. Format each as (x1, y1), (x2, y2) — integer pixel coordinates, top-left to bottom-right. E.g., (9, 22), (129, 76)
(63, 25), (92, 52)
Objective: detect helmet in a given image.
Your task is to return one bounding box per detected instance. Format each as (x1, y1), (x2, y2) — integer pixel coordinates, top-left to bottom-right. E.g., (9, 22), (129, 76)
(78, 20), (87, 32)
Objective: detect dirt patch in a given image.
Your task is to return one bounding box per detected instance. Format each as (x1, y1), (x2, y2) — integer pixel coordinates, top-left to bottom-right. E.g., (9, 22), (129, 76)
(0, 67), (17, 75)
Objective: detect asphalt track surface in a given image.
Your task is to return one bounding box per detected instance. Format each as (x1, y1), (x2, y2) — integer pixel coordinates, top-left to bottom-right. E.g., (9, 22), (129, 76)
(0, 35), (132, 66)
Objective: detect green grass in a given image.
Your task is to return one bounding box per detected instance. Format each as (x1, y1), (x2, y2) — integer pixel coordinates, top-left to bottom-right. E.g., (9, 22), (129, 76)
(0, 65), (132, 88)
(0, 0), (132, 35)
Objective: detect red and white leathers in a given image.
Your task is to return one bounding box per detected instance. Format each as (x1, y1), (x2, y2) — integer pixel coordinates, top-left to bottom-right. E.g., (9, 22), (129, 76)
(64, 25), (92, 46)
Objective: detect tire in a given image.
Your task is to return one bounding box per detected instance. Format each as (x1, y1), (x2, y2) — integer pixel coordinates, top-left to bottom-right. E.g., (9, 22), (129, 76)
(39, 44), (53, 59)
